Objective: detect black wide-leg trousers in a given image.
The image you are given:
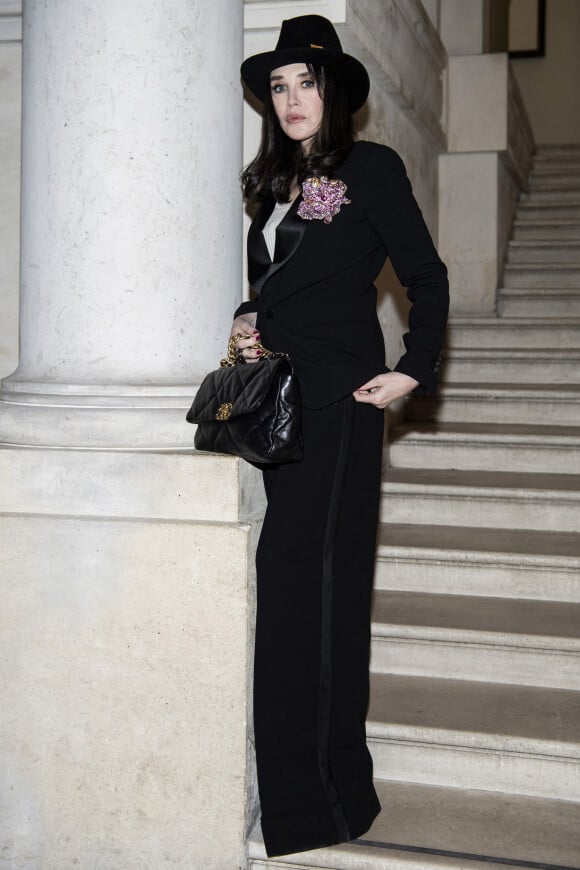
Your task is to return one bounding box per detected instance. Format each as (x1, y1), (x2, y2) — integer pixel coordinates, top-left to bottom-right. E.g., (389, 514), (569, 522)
(254, 395), (384, 858)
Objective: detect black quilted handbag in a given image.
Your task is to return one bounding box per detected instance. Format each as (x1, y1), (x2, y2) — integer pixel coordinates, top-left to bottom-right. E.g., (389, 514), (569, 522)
(186, 336), (303, 465)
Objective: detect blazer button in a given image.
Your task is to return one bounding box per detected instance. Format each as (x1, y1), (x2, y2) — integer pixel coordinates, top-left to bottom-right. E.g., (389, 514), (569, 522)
(266, 309), (274, 319)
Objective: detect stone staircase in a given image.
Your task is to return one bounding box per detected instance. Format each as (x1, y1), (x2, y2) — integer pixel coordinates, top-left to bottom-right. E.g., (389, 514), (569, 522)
(249, 144), (580, 869)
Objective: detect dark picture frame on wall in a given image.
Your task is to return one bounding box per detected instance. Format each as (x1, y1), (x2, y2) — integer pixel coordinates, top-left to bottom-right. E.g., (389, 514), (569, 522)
(508, 0), (546, 58)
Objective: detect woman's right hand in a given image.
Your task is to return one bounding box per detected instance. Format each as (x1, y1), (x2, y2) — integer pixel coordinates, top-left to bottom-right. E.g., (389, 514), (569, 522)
(229, 314), (263, 364)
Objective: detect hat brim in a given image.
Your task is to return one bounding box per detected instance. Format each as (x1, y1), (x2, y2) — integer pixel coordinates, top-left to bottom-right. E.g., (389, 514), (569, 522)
(241, 47), (370, 114)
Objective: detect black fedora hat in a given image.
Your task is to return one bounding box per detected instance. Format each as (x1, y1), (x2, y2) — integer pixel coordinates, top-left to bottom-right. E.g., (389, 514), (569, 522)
(241, 15), (370, 113)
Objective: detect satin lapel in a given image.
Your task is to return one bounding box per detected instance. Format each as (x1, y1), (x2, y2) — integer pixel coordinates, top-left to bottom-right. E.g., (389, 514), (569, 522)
(250, 195), (306, 297)
(247, 197), (274, 290)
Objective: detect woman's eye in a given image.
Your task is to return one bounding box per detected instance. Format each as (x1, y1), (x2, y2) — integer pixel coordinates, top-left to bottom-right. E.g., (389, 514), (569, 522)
(302, 79), (315, 88)
(271, 84), (286, 93)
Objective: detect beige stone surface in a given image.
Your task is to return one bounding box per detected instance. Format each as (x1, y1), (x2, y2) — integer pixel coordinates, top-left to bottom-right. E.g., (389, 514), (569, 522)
(442, 55), (533, 313)
(439, 0), (487, 55)
(447, 54), (508, 153)
(0, 448), (266, 523)
(446, 52), (535, 178)
(0, 513), (258, 869)
(344, 0), (445, 148)
(438, 152), (498, 314)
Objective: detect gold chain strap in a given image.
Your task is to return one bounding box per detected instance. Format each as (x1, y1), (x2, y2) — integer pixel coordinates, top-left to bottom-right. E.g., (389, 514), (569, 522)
(220, 333), (273, 368)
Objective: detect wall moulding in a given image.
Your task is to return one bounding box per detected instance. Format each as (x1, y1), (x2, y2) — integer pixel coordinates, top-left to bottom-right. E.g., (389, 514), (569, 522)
(0, 0), (21, 43)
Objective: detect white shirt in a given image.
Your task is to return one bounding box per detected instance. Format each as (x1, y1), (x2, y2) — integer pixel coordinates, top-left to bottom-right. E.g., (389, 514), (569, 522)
(262, 200), (294, 260)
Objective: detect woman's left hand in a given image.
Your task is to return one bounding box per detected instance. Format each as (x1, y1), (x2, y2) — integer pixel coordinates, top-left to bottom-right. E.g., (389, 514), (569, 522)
(353, 371), (419, 409)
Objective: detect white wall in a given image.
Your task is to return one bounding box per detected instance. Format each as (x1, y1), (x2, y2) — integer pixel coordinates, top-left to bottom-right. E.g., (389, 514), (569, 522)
(511, 0), (580, 145)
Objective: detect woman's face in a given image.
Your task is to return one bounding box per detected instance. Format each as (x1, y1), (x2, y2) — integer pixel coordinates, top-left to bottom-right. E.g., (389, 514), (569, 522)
(270, 63), (324, 150)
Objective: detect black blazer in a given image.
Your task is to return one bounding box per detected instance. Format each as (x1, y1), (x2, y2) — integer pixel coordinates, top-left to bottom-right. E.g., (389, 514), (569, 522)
(235, 141), (449, 409)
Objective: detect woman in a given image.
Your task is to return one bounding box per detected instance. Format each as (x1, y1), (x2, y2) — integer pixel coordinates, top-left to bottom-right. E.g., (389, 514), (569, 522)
(232, 14), (449, 858)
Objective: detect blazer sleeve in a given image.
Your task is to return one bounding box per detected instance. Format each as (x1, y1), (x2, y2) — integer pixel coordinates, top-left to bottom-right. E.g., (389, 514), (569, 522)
(359, 143), (449, 394)
(234, 298), (259, 319)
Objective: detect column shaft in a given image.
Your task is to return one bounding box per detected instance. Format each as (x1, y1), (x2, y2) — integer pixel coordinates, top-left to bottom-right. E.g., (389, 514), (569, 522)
(0, 0), (243, 447)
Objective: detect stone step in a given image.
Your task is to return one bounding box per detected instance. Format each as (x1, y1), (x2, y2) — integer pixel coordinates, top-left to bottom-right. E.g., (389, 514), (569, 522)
(535, 162), (580, 174)
(529, 172), (580, 189)
(370, 590), (580, 689)
(536, 144), (580, 159)
(498, 287), (580, 316)
(533, 159), (580, 172)
(516, 200), (580, 220)
(249, 779), (580, 870)
(521, 188), (580, 203)
(388, 421), (580, 473)
(507, 239), (580, 263)
(367, 673), (580, 800)
(442, 347), (580, 383)
(532, 160), (580, 173)
(512, 219), (580, 240)
(374, 523), (580, 602)
(408, 383), (580, 427)
(447, 316), (580, 349)
(503, 262), (580, 288)
(381, 468), (580, 532)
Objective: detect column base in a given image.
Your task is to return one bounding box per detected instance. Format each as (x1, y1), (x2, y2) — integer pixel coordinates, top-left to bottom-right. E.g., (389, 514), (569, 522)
(0, 380), (199, 449)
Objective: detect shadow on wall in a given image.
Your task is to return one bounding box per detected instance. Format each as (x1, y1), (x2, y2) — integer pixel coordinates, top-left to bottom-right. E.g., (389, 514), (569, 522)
(375, 259), (411, 372)
(376, 258), (447, 436)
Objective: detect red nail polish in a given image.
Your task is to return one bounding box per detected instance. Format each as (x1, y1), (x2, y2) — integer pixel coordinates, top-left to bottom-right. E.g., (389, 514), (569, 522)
(256, 350), (263, 356)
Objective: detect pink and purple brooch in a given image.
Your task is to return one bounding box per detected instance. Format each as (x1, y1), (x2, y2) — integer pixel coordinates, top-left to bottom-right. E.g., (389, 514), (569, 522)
(297, 176), (351, 224)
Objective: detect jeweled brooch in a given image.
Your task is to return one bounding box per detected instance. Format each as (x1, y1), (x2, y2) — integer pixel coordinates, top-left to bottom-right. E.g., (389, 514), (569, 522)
(297, 176), (351, 224)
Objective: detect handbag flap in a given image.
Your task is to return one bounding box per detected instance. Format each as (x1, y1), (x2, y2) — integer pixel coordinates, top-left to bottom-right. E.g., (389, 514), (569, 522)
(187, 358), (292, 423)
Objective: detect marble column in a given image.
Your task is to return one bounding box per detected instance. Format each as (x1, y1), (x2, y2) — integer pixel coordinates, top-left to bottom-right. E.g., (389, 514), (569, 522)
(0, 9), (21, 382)
(0, 0), (242, 448)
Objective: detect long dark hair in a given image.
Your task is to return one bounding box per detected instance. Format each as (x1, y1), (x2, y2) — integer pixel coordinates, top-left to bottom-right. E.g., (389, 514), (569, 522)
(241, 63), (354, 205)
